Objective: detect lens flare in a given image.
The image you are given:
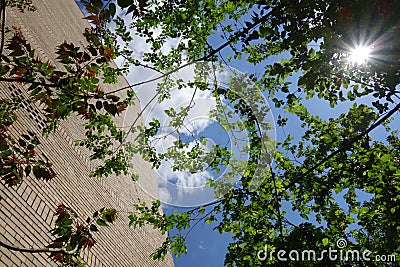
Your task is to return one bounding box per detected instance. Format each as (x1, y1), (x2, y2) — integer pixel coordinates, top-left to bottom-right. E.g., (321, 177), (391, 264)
(349, 45), (371, 64)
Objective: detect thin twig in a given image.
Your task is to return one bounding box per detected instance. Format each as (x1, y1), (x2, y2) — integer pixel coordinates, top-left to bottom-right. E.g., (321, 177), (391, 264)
(113, 90), (159, 154)
(0, 77), (58, 87)
(103, 11), (272, 96)
(0, 239), (78, 255)
(0, 0), (5, 59)
(286, 102), (400, 190)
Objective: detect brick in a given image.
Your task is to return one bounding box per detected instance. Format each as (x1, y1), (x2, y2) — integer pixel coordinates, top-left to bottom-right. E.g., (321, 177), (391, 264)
(36, 201), (46, 217)
(0, 204), (12, 219)
(31, 196), (41, 211)
(1, 255), (13, 267)
(3, 225), (16, 239)
(41, 205), (50, 222)
(1, 187), (16, 201)
(26, 191), (36, 206)
(16, 182), (27, 196)
(21, 186), (32, 202)
(10, 253), (22, 266)
(45, 210), (53, 225)
(23, 253), (35, 264)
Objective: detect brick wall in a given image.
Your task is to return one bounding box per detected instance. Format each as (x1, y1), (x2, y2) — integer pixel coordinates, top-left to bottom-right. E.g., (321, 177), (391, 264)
(0, 1), (173, 266)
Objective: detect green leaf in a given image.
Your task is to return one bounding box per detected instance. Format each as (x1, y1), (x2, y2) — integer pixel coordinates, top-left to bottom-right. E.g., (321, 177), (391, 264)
(322, 238), (329, 246)
(0, 65), (10, 76)
(309, 48), (315, 58)
(380, 154), (390, 162)
(24, 165), (31, 177)
(108, 3), (116, 16)
(359, 207), (369, 215)
(198, 206), (205, 214)
(91, 0), (103, 8)
(117, 0), (133, 8)
(96, 218), (107, 226)
(21, 134), (31, 141)
(0, 139), (8, 151)
(205, 215), (216, 225)
(18, 138), (26, 147)
(105, 213), (113, 222)
(96, 100), (103, 110)
(131, 173), (139, 181)
(90, 224), (99, 232)
(33, 166), (45, 179)
(1, 150), (12, 157)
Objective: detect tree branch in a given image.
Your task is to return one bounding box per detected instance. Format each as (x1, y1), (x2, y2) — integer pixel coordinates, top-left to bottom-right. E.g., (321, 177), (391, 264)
(249, 102), (400, 232)
(287, 102), (400, 189)
(0, 77), (59, 88)
(0, 239), (78, 255)
(0, 0), (5, 58)
(104, 11), (271, 96)
(0, 77), (87, 98)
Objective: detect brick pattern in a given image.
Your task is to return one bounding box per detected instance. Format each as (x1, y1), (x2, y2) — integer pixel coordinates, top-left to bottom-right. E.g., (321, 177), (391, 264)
(0, 1), (173, 266)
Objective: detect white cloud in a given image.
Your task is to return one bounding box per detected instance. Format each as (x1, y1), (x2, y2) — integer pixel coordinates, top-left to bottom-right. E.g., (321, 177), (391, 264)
(198, 241), (206, 250)
(158, 187), (172, 204)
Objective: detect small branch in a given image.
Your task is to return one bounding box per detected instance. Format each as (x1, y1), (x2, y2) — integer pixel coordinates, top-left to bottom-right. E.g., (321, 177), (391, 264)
(185, 200), (222, 215)
(184, 209), (215, 239)
(104, 11), (272, 96)
(0, 77), (86, 98)
(348, 77), (399, 93)
(270, 170), (284, 245)
(251, 99), (400, 233)
(100, 0), (113, 13)
(286, 102), (400, 189)
(0, 239), (78, 255)
(0, 0), (5, 58)
(0, 77), (59, 88)
(121, 55), (165, 75)
(111, 90), (159, 155)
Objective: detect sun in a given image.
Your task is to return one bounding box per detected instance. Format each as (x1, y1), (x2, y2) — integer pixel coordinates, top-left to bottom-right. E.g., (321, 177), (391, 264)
(348, 45), (372, 64)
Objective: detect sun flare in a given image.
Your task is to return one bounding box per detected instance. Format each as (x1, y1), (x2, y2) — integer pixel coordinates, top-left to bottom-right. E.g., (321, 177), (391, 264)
(348, 45), (372, 64)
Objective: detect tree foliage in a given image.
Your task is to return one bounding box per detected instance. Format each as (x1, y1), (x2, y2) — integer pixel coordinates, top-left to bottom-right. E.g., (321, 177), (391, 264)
(1, 0), (399, 266)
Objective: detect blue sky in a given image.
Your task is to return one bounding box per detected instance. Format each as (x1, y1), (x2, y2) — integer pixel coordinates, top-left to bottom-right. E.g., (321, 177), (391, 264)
(165, 204), (232, 267)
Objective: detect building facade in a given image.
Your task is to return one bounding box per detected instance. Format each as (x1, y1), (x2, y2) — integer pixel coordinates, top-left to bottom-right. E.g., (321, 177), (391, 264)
(0, 0), (173, 266)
